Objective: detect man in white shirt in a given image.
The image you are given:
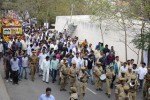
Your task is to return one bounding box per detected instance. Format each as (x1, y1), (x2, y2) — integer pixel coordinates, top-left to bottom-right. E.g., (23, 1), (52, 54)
(39, 87), (55, 100)
(72, 53), (81, 70)
(119, 62), (128, 76)
(8, 39), (13, 49)
(0, 41), (3, 60)
(115, 56), (121, 71)
(138, 62), (147, 89)
(22, 54), (29, 79)
(41, 56), (50, 83)
(39, 50), (47, 76)
(22, 40), (28, 53)
(27, 44), (33, 56)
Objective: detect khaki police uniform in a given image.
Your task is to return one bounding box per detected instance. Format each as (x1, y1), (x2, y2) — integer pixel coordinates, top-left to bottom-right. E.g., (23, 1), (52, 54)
(115, 78), (126, 100)
(128, 75), (138, 100)
(59, 57), (67, 85)
(106, 67), (115, 97)
(79, 67), (88, 100)
(29, 51), (38, 81)
(69, 63), (78, 92)
(119, 85), (130, 100)
(93, 62), (103, 90)
(143, 68), (150, 99)
(69, 87), (78, 100)
(60, 61), (69, 91)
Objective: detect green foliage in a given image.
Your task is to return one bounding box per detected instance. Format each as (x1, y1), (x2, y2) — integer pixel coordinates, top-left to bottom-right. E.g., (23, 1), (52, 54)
(132, 31), (150, 49)
(1, 0), (91, 24)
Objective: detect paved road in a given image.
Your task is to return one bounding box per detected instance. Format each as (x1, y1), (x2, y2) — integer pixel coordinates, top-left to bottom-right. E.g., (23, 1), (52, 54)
(0, 60), (143, 100)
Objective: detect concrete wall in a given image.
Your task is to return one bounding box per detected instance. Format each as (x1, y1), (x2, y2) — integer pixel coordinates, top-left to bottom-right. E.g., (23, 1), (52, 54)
(55, 15), (142, 63)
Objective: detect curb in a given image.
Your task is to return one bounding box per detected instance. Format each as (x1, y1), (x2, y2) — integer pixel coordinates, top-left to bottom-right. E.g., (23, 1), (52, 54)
(0, 74), (10, 100)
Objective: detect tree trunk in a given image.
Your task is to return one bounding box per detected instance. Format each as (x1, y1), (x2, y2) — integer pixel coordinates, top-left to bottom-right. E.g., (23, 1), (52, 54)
(100, 24), (104, 44)
(148, 48), (150, 68)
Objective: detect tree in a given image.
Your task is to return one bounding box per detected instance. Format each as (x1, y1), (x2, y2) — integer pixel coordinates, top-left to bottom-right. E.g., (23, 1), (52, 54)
(128, 0), (150, 65)
(88, 0), (113, 44)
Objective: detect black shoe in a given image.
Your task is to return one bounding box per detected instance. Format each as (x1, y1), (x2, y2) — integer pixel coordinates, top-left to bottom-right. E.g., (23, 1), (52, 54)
(63, 89), (67, 91)
(96, 89), (99, 91)
(108, 94), (111, 98)
(105, 93), (108, 95)
(99, 88), (103, 91)
(60, 89), (63, 91)
(46, 82), (49, 84)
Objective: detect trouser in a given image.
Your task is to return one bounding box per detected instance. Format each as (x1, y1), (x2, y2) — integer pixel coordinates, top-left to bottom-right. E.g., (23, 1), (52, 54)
(5, 64), (12, 80)
(51, 69), (57, 81)
(42, 68), (49, 82)
(139, 79), (144, 89)
(106, 78), (111, 95)
(39, 65), (43, 75)
(87, 69), (93, 82)
(143, 84), (150, 98)
(129, 92), (136, 100)
(80, 82), (87, 100)
(0, 52), (2, 60)
(69, 77), (77, 92)
(19, 67), (23, 79)
(12, 70), (18, 84)
(110, 75), (116, 88)
(22, 67), (28, 79)
(95, 77), (103, 89)
(31, 65), (36, 81)
(60, 75), (67, 89)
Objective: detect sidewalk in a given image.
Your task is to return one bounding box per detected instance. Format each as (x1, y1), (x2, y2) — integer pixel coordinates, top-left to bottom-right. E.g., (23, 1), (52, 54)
(0, 74), (10, 100)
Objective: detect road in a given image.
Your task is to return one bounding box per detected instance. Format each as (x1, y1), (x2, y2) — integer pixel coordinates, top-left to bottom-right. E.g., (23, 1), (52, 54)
(0, 60), (143, 100)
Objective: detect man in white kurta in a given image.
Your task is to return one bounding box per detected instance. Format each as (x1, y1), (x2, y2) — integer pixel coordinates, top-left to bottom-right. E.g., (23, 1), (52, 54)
(39, 50), (47, 76)
(42, 56), (50, 83)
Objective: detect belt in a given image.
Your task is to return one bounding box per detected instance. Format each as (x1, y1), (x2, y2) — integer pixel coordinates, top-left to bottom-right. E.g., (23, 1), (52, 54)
(80, 81), (86, 83)
(130, 91), (135, 93)
(31, 63), (36, 64)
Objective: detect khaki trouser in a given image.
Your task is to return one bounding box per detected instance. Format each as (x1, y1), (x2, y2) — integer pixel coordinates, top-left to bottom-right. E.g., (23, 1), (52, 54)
(60, 75), (67, 89)
(31, 64), (36, 81)
(129, 92), (136, 100)
(80, 82), (87, 100)
(106, 78), (111, 95)
(143, 84), (150, 98)
(69, 77), (77, 92)
(95, 77), (103, 89)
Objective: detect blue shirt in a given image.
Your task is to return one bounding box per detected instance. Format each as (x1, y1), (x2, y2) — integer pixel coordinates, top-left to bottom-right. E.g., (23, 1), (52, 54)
(50, 59), (59, 70)
(39, 94), (55, 100)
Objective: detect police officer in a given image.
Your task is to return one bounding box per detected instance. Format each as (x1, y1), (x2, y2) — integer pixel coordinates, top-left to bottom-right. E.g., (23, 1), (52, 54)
(128, 75), (138, 100)
(29, 50), (38, 81)
(106, 65), (115, 98)
(60, 61), (69, 91)
(127, 67), (134, 83)
(79, 66), (88, 100)
(59, 57), (67, 85)
(69, 87), (78, 100)
(119, 85), (130, 100)
(143, 68), (150, 100)
(69, 62), (78, 93)
(93, 62), (103, 91)
(115, 78), (127, 100)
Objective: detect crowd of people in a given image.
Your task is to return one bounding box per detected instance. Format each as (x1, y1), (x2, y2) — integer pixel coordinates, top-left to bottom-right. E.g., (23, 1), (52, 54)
(1, 27), (150, 100)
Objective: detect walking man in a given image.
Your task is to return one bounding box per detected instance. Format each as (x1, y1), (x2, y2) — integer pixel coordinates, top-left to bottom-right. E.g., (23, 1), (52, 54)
(29, 50), (38, 81)
(39, 87), (55, 100)
(42, 56), (50, 83)
(60, 61), (69, 91)
(10, 55), (19, 84)
(50, 55), (59, 83)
